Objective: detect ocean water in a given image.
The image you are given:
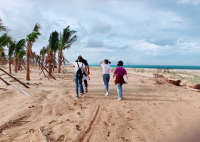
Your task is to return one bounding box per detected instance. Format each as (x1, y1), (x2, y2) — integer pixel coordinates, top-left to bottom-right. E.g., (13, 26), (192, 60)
(89, 65), (200, 70)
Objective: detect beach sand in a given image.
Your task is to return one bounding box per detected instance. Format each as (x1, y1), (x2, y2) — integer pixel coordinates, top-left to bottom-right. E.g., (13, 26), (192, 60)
(0, 65), (200, 142)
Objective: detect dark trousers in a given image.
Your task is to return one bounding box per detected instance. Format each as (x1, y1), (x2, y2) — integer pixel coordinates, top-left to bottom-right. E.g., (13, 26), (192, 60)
(81, 80), (88, 93)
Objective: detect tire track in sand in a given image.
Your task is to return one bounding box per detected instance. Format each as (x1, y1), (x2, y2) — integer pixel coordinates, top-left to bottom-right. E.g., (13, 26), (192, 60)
(74, 105), (100, 142)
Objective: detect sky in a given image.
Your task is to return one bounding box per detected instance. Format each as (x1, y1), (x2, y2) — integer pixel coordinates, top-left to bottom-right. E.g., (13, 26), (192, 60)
(0, 0), (200, 65)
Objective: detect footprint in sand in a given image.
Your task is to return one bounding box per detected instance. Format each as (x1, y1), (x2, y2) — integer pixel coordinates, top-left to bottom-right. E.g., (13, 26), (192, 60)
(121, 137), (130, 142)
(77, 112), (82, 115)
(107, 131), (111, 137)
(76, 125), (84, 131)
(56, 113), (62, 116)
(127, 118), (133, 121)
(127, 126), (135, 130)
(66, 119), (77, 123)
(28, 105), (35, 108)
(49, 120), (56, 124)
(26, 129), (35, 134)
(81, 107), (87, 109)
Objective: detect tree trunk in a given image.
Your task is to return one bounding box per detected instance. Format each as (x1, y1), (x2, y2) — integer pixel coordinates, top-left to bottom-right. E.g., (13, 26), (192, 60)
(18, 57), (20, 70)
(48, 50), (53, 76)
(39, 56), (41, 69)
(14, 53), (17, 73)
(8, 57), (11, 74)
(53, 52), (56, 72)
(57, 50), (62, 73)
(41, 54), (44, 70)
(26, 40), (31, 81)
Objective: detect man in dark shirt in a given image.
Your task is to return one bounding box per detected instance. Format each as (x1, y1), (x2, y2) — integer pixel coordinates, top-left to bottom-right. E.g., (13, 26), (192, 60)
(75, 55), (90, 94)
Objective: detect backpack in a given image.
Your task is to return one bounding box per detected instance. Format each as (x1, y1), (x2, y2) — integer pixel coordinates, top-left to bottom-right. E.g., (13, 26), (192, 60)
(76, 62), (83, 79)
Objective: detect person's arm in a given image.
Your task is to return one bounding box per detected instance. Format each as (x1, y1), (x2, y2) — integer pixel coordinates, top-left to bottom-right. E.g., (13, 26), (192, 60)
(124, 74), (129, 84)
(113, 73), (116, 79)
(87, 65), (90, 75)
(83, 67), (90, 80)
(98, 60), (104, 66)
(67, 60), (75, 67)
(113, 69), (116, 78)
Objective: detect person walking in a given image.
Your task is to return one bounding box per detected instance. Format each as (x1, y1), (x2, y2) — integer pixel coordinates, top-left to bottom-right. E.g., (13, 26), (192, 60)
(99, 59), (112, 96)
(113, 61), (129, 100)
(67, 56), (90, 99)
(75, 55), (90, 94)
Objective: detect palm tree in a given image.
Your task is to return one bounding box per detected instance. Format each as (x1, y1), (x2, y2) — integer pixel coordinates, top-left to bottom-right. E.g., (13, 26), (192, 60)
(57, 26), (77, 73)
(26, 23), (41, 80)
(40, 46), (47, 70)
(13, 39), (26, 73)
(47, 31), (59, 76)
(0, 19), (12, 67)
(0, 33), (12, 66)
(7, 41), (15, 74)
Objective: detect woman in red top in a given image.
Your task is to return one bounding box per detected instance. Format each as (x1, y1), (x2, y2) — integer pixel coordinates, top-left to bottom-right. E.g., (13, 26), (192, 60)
(113, 61), (129, 100)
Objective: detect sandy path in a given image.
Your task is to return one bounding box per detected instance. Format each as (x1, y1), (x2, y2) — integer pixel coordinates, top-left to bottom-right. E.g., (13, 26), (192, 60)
(0, 66), (200, 142)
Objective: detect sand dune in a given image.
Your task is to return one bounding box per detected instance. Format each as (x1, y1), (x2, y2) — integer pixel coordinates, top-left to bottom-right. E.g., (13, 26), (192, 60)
(0, 66), (200, 142)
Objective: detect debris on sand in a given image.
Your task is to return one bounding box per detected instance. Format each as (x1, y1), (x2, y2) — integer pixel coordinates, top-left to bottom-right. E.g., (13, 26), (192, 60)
(190, 84), (200, 89)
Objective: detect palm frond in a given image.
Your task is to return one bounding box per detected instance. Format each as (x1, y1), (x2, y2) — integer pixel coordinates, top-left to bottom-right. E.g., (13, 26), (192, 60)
(0, 19), (8, 32)
(59, 26), (77, 50)
(0, 33), (12, 47)
(17, 50), (25, 59)
(15, 39), (26, 53)
(63, 35), (78, 49)
(33, 23), (41, 33)
(8, 41), (15, 57)
(40, 46), (47, 55)
(48, 31), (59, 52)
(26, 23), (41, 42)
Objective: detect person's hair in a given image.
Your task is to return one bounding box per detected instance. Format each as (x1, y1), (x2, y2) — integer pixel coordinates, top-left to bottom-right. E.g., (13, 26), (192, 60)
(78, 56), (83, 62)
(117, 61), (123, 66)
(104, 59), (111, 64)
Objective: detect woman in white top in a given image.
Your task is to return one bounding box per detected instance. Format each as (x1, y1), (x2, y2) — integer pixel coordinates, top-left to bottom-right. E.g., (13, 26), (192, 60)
(99, 59), (112, 96)
(67, 56), (90, 99)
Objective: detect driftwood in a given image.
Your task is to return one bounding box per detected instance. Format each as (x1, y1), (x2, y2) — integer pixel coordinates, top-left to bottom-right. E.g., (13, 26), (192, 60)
(154, 73), (181, 86)
(39, 127), (48, 142)
(0, 115), (29, 133)
(0, 76), (10, 85)
(190, 84), (200, 89)
(0, 68), (29, 88)
(164, 78), (181, 86)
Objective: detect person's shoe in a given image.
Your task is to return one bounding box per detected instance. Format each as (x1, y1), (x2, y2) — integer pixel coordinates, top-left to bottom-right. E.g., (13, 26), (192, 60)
(76, 96), (79, 99)
(117, 98), (121, 101)
(105, 92), (108, 96)
(85, 88), (88, 93)
(80, 93), (83, 95)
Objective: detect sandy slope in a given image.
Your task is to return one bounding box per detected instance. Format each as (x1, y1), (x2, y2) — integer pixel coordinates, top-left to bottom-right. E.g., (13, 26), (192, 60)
(0, 66), (200, 142)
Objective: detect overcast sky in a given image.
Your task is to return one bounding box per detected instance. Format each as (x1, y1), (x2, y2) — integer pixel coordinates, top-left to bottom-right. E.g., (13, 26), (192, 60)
(0, 0), (200, 65)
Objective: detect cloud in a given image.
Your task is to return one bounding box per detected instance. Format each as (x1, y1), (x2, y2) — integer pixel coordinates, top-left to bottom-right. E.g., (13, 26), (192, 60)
(177, 0), (200, 5)
(1, 0), (200, 65)
(86, 37), (105, 48)
(146, 39), (177, 46)
(91, 21), (112, 35)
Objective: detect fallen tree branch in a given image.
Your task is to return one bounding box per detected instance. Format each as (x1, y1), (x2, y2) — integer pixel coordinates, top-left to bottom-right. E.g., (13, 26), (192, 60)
(0, 76), (10, 85)
(0, 68), (29, 88)
(0, 115), (29, 133)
